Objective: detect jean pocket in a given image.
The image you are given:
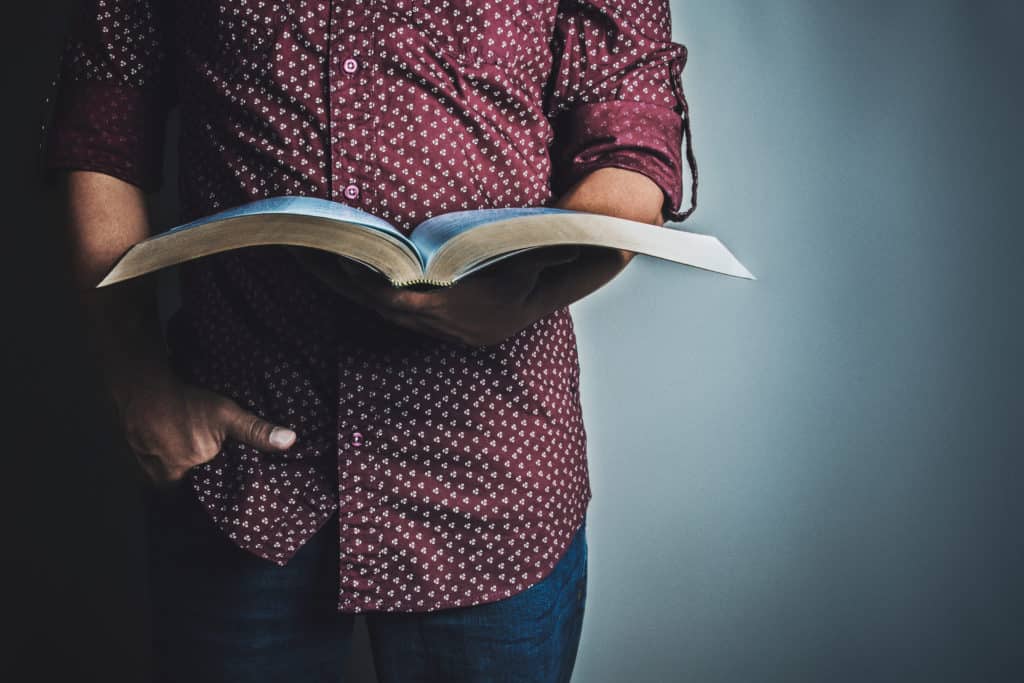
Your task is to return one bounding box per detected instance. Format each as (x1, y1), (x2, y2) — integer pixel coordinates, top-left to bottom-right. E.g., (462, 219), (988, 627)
(546, 520), (587, 603)
(573, 572), (587, 609)
(571, 521), (587, 601)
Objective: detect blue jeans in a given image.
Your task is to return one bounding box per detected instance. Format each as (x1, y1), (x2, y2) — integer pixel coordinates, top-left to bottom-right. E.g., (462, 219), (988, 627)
(143, 487), (588, 683)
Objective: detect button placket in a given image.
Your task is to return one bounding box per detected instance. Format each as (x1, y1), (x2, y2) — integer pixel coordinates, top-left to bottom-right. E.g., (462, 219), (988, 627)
(329, 1), (380, 207)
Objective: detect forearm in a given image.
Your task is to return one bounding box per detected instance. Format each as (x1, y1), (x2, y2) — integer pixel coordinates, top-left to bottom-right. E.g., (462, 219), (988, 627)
(529, 166), (667, 312)
(60, 171), (174, 407)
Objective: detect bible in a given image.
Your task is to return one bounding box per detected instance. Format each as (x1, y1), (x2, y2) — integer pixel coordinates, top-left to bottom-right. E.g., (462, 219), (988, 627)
(97, 196), (755, 288)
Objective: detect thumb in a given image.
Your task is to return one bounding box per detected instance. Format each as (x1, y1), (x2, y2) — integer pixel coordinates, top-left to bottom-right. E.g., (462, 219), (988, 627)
(529, 245), (582, 268)
(220, 401), (297, 452)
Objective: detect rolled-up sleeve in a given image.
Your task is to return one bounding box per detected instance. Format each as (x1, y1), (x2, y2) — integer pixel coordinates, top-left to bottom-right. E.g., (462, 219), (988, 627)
(543, 0), (697, 223)
(39, 0), (177, 193)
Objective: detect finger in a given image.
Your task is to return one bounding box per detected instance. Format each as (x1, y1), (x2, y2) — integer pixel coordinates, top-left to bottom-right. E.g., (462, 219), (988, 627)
(522, 245), (582, 268)
(349, 273), (432, 314)
(295, 252), (395, 309)
(289, 249), (368, 301)
(337, 260), (412, 306)
(219, 400), (297, 452)
(477, 247), (578, 290)
(336, 259), (392, 290)
(382, 308), (467, 345)
(532, 244), (581, 266)
(485, 257), (548, 297)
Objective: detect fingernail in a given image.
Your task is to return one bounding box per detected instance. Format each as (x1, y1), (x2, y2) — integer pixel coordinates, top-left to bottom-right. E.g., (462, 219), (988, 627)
(270, 427), (296, 448)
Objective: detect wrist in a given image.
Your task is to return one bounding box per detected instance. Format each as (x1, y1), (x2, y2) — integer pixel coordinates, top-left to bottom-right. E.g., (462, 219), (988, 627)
(78, 282), (176, 409)
(99, 342), (176, 406)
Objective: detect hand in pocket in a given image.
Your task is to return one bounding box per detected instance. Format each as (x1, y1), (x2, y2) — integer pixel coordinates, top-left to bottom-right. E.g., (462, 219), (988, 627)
(111, 371), (297, 488)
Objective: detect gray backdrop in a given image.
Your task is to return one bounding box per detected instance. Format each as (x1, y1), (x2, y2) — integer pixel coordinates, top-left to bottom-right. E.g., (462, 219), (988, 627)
(567, 1), (1021, 681)
(330, 2), (1024, 679)
(10, 1), (1020, 682)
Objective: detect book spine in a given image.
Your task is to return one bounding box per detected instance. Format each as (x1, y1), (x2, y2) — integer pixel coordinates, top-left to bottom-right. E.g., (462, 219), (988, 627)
(391, 277), (455, 288)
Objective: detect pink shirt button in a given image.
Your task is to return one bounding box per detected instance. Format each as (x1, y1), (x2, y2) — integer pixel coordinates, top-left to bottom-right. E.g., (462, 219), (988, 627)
(351, 431), (364, 447)
(342, 58), (359, 74)
(343, 184), (360, 200)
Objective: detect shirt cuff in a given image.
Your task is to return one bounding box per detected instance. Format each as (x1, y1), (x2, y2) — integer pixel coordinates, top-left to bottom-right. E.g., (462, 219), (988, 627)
(40, 79), (172, 193)
(549, 100), (688, 224)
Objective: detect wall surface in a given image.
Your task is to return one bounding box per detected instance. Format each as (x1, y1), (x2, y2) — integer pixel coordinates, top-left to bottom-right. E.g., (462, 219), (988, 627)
(569, 2), (1021, 681)
(7, 1), (1020, 681)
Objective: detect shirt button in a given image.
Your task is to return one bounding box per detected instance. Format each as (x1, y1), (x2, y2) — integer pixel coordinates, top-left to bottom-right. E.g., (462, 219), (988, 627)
(351, 431), (364, 447)
(343, 184), (360, 200)
(342, 58), (359, 74)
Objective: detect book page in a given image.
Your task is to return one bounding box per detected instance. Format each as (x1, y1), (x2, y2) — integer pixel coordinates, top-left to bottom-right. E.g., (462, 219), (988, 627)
(96, 205), (425, 288)
(422, 212), (756, 283)
(162, 196), (411, 247)
(411, 207), (576, 266)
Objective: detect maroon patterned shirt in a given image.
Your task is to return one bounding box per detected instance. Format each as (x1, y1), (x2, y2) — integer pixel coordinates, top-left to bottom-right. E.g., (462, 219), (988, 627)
(40, 0), (696, 612)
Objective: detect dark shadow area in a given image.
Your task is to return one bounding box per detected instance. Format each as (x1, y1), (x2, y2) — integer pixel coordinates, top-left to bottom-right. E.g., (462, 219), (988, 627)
(5, 4), (381, 681)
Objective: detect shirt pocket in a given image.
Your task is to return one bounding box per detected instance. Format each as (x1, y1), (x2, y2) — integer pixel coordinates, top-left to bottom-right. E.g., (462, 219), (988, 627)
(183, 1), (282, 76)
(395, 0), (550, 71)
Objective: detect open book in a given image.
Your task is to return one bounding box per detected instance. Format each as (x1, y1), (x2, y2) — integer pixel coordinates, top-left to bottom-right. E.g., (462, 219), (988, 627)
(97, 196), (755, 288)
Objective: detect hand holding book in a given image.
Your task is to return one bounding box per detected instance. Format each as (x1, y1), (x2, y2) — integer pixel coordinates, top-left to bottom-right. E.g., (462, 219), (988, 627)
(96, 163), (753, 347)
(275, 168), (746, 346)
(304, 244), (586, 346)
